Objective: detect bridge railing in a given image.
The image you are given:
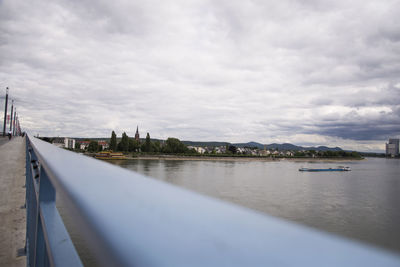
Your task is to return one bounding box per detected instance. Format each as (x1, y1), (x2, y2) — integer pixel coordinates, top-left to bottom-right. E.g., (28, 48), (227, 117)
(25, 134), (400, 266)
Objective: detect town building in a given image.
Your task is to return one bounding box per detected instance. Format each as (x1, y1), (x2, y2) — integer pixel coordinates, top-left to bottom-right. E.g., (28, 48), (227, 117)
(236, 147), (245, 154)
(66, 138), (75, 149)
(259, 149), (271, 156)
(272, 151), (280, 156)
(188, 146), (206, 154)
(98, 141), (109, 150)
(215, 146), (226, 154)
(386, 139), (399, 157)
(79, 141), (90, 150)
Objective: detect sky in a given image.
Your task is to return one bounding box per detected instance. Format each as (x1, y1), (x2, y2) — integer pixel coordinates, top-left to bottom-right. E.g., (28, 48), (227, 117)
(0, 0), (399, 152)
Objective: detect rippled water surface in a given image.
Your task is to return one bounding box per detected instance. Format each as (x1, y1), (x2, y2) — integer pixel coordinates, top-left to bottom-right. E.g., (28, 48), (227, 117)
(109, 157), (400, 253)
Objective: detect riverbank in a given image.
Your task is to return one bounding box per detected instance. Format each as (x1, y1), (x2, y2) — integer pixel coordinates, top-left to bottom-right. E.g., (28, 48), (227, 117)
(83, 151), (364, 162)
(123, 155), (364, 162)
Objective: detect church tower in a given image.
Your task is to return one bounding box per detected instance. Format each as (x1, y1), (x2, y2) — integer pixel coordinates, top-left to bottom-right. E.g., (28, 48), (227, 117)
(135, 126), (140, 142)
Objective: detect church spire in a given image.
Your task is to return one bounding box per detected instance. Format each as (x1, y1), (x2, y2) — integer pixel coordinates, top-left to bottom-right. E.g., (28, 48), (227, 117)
(135, 125), (140, 142)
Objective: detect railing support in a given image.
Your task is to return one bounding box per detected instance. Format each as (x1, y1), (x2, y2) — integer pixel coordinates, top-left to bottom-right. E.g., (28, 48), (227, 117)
(25, 137), (82, 267)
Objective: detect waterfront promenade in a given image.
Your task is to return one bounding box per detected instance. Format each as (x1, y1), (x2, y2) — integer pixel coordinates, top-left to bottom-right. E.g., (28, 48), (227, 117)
(0, 136), (26, 266)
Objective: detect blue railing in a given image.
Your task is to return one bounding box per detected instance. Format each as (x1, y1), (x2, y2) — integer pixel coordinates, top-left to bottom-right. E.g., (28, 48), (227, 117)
(25, 134), (400, 266)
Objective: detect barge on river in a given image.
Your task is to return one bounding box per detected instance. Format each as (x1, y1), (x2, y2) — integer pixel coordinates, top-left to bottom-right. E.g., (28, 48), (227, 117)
(94, 151), (127, 160)
(299, 166), (351, 172)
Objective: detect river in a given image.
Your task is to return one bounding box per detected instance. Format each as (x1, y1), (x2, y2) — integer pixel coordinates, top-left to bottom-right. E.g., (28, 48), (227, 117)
(108, 157), (400, 253)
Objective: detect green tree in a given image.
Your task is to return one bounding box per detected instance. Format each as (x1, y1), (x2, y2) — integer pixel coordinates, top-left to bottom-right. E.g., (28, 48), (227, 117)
(142, 132), (152, 152)
(88, 141), (99, 152)
(228, 145), (237, 154)
(129, 138), (137, 152)
(189, 148), (198, 154)
(118, 132), (129, 152)
(152, 140), (161, 153)
(163, 137), (188, 153)
(294, 151), (304, 157)
(110, 131), (117, 151)
(134, 140), (141, 152)
(75, 142), (81, 150)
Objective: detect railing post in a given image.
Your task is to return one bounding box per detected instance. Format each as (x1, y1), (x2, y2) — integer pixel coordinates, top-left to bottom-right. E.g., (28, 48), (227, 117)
(34, 217), (47, 267)
(34, 166), (55, 267)
(25, 137), (30, 259)
(26, 138), (40, 266)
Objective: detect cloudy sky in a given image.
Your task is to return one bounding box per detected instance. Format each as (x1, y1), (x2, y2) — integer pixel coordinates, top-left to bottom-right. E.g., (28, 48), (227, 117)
(1, 0), (399, 152)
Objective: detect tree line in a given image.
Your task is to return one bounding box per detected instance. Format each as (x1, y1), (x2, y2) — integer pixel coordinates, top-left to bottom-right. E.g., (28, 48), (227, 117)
(42, 134), (362, 158)
(86, 131), (195, 154)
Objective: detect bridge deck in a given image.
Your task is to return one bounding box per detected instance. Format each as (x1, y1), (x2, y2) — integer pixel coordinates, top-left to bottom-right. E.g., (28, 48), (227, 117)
(0, 136), (26, 266)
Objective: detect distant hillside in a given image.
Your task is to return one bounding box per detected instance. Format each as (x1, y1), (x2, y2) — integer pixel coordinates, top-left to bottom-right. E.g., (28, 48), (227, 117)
(182, 140), (230, 147)
(185, 141), (343, 151)
(266, 143), (302, 150)
(233, 141), (265, 149)
(312, 146), (343, 151)
(266, 143), (342, 151)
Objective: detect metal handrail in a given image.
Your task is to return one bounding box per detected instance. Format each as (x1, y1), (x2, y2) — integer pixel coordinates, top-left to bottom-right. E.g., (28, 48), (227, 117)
(26, 136), (83, 267)
(25, 135), (400, 266)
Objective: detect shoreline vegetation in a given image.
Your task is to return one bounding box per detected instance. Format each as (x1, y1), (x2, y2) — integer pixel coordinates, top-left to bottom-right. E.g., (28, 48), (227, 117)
(85, 152), (364, 162)
(118, 155), (364, 162)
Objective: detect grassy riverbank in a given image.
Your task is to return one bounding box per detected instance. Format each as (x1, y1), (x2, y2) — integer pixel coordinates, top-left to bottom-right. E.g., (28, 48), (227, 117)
(123, 154), (364, 162)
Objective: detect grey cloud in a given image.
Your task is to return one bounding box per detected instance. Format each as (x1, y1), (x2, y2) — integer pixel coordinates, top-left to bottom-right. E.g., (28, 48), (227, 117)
(310, 98), (333, 106)
(311, 121), (400, 141)
(286, 104), (400, 140)
(334, 84), (399, 108)
(0, 0), (399, 151)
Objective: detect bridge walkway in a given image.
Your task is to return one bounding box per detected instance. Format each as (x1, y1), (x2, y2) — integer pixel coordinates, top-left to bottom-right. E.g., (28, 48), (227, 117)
(0, 136), (26, 266)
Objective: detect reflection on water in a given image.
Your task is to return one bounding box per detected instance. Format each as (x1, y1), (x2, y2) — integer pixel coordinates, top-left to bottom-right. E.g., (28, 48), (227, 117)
(110, 158), (400, 253)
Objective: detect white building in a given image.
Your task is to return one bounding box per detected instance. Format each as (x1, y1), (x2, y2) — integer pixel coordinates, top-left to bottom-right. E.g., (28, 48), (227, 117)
(188, 146), (206, 154)
(259, 150), (271, 156)
(236, 147), (245, 154)
(65, 138), (76, 149)
(52, 137), (75, 149)
(285, 151), (294, 157)
(98, 141), (109, 150)
(215, 146), (226, 154)
(79, 141), (90, 150)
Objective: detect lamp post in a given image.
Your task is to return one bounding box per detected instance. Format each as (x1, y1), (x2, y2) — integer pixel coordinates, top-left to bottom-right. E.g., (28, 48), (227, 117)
(13, 109), (16, 136)
(2, 87), (8, 136)
(9, 100), (14, 134)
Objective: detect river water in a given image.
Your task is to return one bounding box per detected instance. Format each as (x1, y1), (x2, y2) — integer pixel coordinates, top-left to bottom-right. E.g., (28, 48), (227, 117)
(108, 157), (400, 253)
